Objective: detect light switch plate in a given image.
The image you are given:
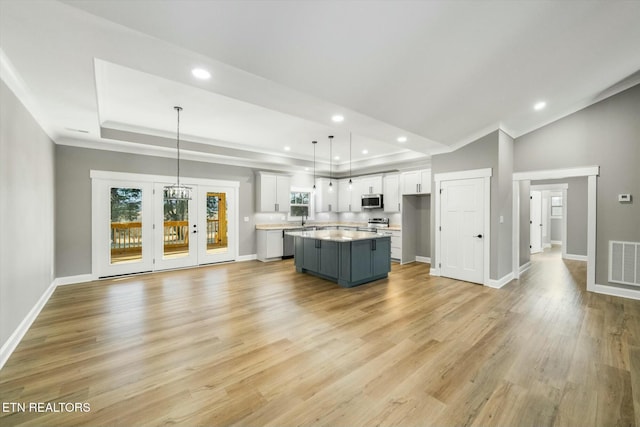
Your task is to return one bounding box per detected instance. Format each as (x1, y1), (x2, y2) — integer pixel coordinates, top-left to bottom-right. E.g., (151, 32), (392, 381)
(618, 194), (632, 202)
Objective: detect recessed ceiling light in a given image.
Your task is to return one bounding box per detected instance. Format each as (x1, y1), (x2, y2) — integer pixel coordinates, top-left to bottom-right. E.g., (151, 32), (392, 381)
(397, 136), (407, 143)
(192, 68), (211, 80)
(305, 167), (309, 171)
(334, 156), (340, 160)
(534, 101), (546, 111)
(284, 146), (291, 151)
(362, 149), (368, 154)
(331, 115), (344, 123)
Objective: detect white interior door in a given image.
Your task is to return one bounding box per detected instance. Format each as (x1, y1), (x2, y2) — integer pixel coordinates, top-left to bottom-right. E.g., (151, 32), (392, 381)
(94, 179), (154, 278)
(441, 178), (485, 284)
(530, 191), (542, 254)
(153, 183), (199, 270)
(198, 186), (236, 264)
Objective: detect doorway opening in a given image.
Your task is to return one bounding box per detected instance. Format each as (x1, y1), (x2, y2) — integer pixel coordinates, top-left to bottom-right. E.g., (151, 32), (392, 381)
(512, 167), (598, 292)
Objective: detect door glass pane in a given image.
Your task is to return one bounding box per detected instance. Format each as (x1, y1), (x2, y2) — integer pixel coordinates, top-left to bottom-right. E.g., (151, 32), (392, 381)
(110, 187), (142, 264)
(207, 192), (228, 254)
(163, 197), (190, 259)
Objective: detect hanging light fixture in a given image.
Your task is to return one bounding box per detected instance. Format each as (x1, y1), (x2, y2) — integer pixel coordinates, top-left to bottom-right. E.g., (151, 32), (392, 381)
(328, 135), (334, 191)
(164, 106), (192, 200)
(312, 140), (317, 191)
(348, 132), (353, 190)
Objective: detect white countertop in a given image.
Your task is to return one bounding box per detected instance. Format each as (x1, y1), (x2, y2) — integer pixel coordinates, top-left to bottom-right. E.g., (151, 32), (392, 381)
(286, 229), (392, 242)
(256, 223), (401, 231)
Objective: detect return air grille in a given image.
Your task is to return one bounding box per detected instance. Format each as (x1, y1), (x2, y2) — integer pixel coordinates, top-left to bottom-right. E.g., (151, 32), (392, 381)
(609, 241), (640, 286)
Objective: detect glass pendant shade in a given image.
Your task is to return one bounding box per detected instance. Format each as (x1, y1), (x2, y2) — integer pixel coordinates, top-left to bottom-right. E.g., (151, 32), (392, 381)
(163, 184), (192, 200)
(165, 106), (192, 200)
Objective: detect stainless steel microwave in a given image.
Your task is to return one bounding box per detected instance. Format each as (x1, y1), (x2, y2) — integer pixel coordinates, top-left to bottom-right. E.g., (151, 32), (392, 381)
(362, 194), (383, 209)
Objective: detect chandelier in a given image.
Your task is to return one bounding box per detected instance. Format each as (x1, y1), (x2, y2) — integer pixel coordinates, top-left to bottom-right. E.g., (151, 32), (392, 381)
(164, 106), (192, 200)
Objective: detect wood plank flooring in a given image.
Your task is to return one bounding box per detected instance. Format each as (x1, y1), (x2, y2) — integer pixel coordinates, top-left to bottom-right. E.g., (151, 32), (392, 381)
(1, 247), (639, 426)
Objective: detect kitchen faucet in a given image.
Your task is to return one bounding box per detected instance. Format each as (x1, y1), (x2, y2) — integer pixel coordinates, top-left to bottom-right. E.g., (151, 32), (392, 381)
(301, 214), (307, 227)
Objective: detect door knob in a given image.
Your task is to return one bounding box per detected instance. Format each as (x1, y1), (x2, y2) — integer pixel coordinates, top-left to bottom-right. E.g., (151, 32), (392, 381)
(474, 234), (483, 238)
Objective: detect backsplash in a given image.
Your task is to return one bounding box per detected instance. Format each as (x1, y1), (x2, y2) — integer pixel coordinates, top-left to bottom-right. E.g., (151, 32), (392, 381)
(254, 210), (401, 227)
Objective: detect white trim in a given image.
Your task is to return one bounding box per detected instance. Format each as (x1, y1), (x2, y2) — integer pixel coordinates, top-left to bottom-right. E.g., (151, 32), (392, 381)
(512, 181), (520, 280)
(429, 268), (440, 276)
(433, 167), (493, 183)
(564, 253), (588, 262)
(90, 170), (240, 188)
(519, 262), (532, 274)
(593, 283), (640, 301)
(530, 183), (569, 191)
(0, 280), (57, 370)
(486, 272), (514, 289)
(513, 166), (599, 181)
(434, 171), (492, 286)
(415, 256), (431, 264)
(543, 243), (552, 249)
(237, 254), (257, 262)
(562, 188), (568, 260)
(586, 175), (597, 292)
(483, 177), (491, 286)
(512, 166), (598, 294)
(551, 240), (562, 245)
(55, 274), (93, 286)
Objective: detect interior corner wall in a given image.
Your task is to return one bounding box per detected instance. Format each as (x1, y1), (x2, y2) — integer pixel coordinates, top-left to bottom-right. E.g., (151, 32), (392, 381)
(0, 79), (56, 349)
(55, 145), (257, 278)
(431, 130), (510, 281)
(497, 130), (514, 279)
(514, 83), (640, 289)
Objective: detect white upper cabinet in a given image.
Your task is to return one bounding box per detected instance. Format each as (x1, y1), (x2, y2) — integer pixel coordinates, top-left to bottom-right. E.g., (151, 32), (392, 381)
(401, 169), (431, 195)
(359, 175), (383, 194)
(256, 172), (291, 212)
(383, 173), (401, 212)
(338, 178), (362, 212)
(314, 178), (338, 212)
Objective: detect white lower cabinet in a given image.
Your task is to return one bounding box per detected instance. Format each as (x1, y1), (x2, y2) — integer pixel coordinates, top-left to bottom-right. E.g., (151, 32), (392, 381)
(257, 229), (283, 261)
(389, 230), (402, 261)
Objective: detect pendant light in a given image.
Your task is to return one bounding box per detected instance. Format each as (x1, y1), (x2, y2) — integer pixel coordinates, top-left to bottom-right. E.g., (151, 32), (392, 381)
(348, 132), (353, 190)
(328, 135), (334, 192)
(312, 140), (317, 191)
(164, 106), (192, 200)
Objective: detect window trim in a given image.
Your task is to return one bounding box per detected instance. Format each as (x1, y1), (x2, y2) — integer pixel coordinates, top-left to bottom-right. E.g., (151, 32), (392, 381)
(288, 187), (314, 221)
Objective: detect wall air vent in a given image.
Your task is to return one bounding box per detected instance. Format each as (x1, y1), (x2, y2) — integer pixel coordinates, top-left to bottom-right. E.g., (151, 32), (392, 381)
(609, 241), (640, 286)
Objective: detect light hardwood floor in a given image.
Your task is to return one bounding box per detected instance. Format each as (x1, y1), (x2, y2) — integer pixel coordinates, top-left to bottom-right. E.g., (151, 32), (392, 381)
(1, 247), (638, 426)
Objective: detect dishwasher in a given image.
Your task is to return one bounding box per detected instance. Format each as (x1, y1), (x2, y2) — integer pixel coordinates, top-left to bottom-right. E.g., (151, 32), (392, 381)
(283, 228), (314, 259)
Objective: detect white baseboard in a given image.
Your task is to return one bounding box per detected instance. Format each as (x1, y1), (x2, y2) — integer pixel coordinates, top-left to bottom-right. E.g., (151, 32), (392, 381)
(237, 254), (257, 262)
(415, 256), (431, 264)
(593, 283), (640, 300)
(564, 253), (588, 262)
(429, 268), (440, 276)
(486, 272), (514, 289)
(543, 243), (552, 249)
(551, 240), (562, 245)
(0, 280), (57, 370)
(55, 274), (93, 286)
(519, 262), (532, 275)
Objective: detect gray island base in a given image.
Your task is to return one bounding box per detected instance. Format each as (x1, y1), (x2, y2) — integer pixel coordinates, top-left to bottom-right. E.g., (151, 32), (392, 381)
(288, 230), (391, 288)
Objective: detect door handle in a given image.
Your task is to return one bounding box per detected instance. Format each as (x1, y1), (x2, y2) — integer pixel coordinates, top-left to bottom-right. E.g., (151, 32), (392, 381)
(473, 234), (483, 238)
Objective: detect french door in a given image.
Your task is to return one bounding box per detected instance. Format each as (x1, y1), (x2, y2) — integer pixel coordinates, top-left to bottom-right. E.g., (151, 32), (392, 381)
(93, 172), (237, 278)
(440, 178), (485, 284)
(153, 182), (198, 270)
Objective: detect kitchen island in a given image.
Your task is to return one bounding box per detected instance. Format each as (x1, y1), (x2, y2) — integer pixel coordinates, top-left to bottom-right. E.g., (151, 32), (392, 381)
(287, 230), (391, 288)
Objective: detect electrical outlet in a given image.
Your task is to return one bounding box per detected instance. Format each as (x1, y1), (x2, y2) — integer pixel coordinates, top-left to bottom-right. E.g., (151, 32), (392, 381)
(243, 216), (249, 222)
